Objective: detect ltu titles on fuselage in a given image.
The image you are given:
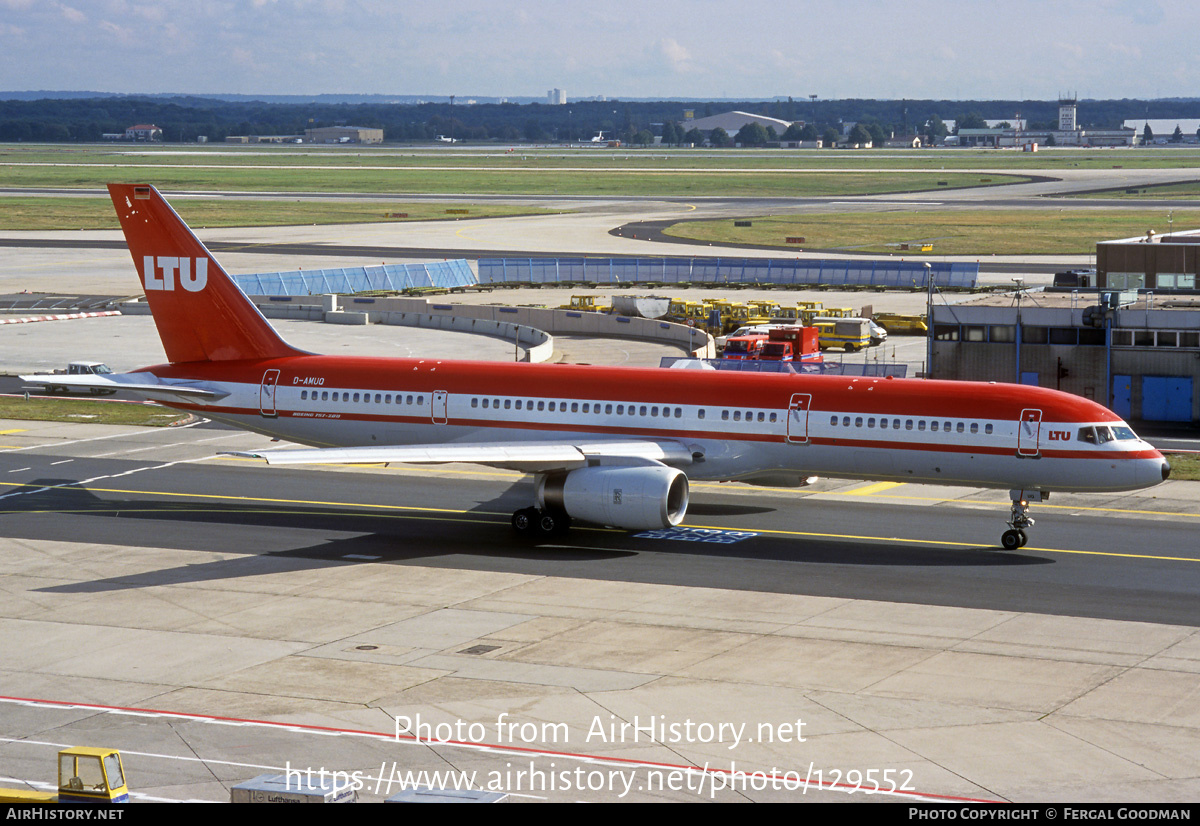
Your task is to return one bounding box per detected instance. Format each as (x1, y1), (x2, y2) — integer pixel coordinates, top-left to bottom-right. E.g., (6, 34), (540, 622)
(587, 715), (806, 749)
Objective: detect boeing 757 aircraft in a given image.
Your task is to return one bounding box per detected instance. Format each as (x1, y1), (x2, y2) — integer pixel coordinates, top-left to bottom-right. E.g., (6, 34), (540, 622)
(21, 185), (1171, 550)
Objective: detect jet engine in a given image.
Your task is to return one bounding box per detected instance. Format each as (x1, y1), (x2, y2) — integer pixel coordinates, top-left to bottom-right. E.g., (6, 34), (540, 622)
(536, 465), (689, 530)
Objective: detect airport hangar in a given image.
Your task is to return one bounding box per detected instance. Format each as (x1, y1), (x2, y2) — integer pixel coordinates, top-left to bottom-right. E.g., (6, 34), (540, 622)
(931, 229), (1200, 425)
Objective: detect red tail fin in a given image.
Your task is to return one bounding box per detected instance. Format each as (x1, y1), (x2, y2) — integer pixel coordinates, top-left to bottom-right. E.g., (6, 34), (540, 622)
(108, 184), (304, 364)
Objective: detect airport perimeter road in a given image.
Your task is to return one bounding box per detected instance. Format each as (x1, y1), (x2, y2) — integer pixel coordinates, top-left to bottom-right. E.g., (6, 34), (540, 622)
(2, 419), (1200, 802)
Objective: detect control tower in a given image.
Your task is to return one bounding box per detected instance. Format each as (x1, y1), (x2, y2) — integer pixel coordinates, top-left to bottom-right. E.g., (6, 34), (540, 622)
(1058, 95), (1078, 132)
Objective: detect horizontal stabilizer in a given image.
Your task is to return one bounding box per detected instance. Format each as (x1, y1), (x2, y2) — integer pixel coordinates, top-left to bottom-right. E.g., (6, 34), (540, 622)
(20, 372), (229, 404)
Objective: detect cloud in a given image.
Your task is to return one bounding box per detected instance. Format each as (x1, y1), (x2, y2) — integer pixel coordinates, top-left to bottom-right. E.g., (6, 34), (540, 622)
(57, 2), (85, 23)
(658, 37), (693, 73)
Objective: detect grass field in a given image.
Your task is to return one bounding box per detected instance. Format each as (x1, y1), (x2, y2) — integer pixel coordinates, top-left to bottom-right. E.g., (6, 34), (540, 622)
(0, 164), (1024, 198)
(9, 142), (1200, 200)
(1070, 181), (1200, 200)
(0, 396), (188, 426)
(662, 209), (1200, 255)
(0, 196), (560, 231)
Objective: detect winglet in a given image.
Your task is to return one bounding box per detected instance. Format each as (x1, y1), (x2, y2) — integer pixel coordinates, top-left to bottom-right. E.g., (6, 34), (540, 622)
(107, 184), (304, 364)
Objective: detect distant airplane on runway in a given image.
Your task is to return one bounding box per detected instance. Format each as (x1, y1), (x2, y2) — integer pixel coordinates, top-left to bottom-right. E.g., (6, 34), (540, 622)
(21, 185), (1171, 550)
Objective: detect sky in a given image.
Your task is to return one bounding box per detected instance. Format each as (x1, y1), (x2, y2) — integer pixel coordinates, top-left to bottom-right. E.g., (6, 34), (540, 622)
(1, 0), (1196, 101)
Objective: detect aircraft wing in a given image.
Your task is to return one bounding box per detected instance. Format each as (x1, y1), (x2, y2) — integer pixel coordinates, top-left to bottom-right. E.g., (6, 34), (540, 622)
(19, 372), (230, 404)
(224, 439), (697, 473)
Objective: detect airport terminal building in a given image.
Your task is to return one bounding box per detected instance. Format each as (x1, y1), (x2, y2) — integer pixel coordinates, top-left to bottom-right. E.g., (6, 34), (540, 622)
(931, 230), (1200, 424)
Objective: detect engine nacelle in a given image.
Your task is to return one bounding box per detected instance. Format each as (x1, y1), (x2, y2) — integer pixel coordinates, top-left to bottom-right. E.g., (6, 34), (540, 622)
(537, 465), (689, 530)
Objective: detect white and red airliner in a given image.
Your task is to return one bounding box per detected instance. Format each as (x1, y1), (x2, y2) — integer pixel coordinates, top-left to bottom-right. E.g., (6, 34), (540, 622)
(23, 185), (1171, 549)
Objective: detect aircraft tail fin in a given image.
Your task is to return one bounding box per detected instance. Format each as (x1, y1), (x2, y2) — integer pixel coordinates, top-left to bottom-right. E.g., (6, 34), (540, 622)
(107, 184), (304, 364)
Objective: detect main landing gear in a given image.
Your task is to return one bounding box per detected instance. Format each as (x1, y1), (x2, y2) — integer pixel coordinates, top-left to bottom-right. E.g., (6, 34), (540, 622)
(1000, 490), (1043, 550)
(511, 506), (572, 537)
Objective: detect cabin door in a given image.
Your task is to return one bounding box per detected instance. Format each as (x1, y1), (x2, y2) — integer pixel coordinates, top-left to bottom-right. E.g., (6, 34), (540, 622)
(1017, 408), (1042, 457)
(786, 393), (812, 444)
(259, 369), (280, 418)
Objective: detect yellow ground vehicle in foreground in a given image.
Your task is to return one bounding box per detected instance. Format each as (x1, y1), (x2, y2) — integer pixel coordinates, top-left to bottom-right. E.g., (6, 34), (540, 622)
(0, 747), (129, 804)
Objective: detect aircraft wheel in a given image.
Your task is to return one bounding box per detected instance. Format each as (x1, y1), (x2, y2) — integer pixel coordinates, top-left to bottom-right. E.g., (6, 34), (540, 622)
(1001, 530), (1023, 551)
(511, 508), (537, 535)
(1017, 529), (1027, 547)
(537, 510), (571, 536)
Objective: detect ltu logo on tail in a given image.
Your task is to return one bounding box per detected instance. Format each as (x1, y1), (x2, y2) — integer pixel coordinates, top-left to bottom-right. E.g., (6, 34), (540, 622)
(143, 256), (208, 291)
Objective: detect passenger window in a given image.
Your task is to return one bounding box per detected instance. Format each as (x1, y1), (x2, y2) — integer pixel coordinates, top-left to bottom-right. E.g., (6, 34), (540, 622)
(652, 406), (659, 417)
(616, 404), (624, 414)
(957, 422), (964, 433)
(548, 402), (555, 412)
(893, 419), (900, 429)
(640, 406), (647, 416)
(676, 408), (683, 418)
(843, 416), (850, 427)
(538, 401), (545, 411)
(722, 410), (729, 420)
(830, 416), (838, 426)
(769, 412), (777, 422)
(386, 394), (392, 404)
(375, 394), (381, 403)
(931, 422), (939, 432)
(944, 421), (951, 432)
(301, 390), (307, 400)
(483, 399), (489, 408)
(322, 391), (328, 401)
(985, 424), (993, 434)
(472, 398), (479, 408)
(970, 423), (978, 434)
(353, 393), (360, 402)
(906, 419), (913, 430)
(417, 396), (423, 406)
(582, 403), (589, 413)
(572, 403), (579, 413)
(505, 400), (511, 409)
(734, 411), (742, 421)
(868, 418), (875, 428)
(606, 404), (613, 414)
(855, 417), (863, 427)
(918, 421), (926, 431)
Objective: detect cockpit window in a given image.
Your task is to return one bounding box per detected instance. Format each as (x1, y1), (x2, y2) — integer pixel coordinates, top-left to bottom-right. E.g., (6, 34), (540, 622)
(1081, 425), (1138, 444)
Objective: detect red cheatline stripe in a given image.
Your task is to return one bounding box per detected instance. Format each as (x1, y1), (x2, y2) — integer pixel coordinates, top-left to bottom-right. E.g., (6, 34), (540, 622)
(0, 694), (997, 802)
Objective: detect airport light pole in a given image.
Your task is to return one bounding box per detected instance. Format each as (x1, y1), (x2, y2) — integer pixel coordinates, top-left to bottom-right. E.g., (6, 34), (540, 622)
(924, 262), (933, 377)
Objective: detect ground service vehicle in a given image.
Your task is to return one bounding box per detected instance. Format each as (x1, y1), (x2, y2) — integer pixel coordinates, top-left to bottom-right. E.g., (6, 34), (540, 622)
(873, 313), (928, 335)
(0, 747), (128, 804)
(759, 326), (822, 362)
(37, 361), (117, 395)
(812, 318), (872, 351)
(721, 332), (768, 360)
(20, 185), (1170, 550)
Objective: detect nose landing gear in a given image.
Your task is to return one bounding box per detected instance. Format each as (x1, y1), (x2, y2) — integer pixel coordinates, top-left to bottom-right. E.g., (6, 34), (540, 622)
(1001, 490), (1044, 550)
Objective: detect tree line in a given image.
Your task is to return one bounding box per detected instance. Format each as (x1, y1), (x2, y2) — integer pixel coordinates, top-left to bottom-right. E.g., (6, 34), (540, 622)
(1, 95), (1198, 144)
